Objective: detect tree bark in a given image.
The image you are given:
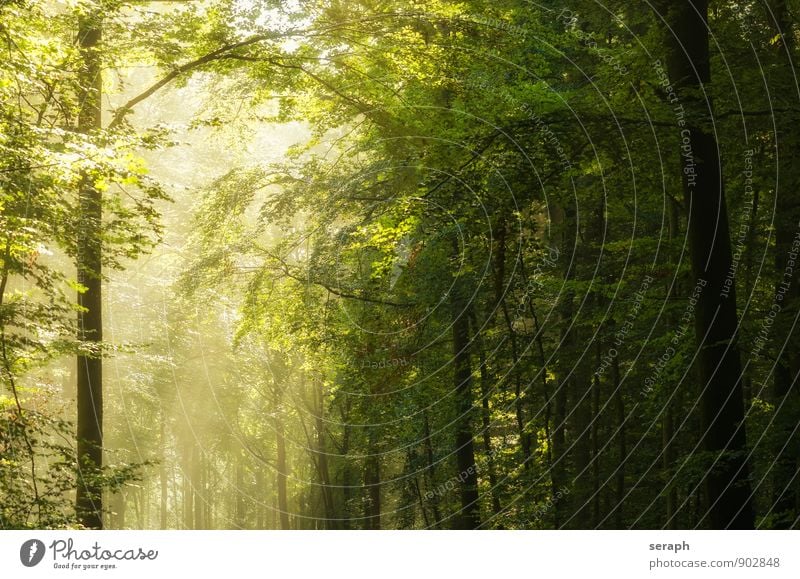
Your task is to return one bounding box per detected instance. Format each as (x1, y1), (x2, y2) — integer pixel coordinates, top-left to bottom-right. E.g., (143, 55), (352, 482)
(160, 414), (168, 529)
(612, 351), (625, 528)
(314, 380), (336, 528)
(552, 204), (576, 527)
(449, 266), (480, 529)
(75, 11), (104, 530)
(767, 0), (800, 529)
(193, 446), (203, 529)
(470, 310), (502, 518)
(364, 431), (381, 529)
(422, 410), (443, 527)
(659, 0), (754, 529)
(275, 412), (290, 530)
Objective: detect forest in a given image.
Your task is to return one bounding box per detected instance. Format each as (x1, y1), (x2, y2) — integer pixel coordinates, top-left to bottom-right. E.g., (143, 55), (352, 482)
(1, 0), (799, 531)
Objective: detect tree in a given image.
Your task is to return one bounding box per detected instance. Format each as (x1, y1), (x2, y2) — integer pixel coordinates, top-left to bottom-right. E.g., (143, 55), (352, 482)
(75, 6), (105, 529)
(657, 0), (754, 529)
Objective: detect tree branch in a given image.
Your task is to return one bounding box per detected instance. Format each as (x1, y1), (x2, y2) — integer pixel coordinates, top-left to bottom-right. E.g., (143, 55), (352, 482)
(264, 251), (415, 308)
(108, 33), (282, 129)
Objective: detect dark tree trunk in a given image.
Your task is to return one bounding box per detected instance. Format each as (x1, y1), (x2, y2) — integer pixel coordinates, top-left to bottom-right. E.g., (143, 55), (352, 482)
(663, 196), (681, 529)
(767, 0), (800, 529)
(553, 204), (577, 527)
(660, 0), (754, 529)
(591, 347), (601, 527)
(422, 410), (443, 527)
(75, 11), (104, 530)
(470, 310), (502, 518)
(612, 352), (625, 528)
(571, 365), (592, 527)
(449, 265), (480, 529)
(663, 404), (676, 528)
(494, 217), (531, 467)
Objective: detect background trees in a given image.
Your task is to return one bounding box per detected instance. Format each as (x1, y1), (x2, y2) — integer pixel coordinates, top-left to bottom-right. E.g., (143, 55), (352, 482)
(2, 0), (800, 529)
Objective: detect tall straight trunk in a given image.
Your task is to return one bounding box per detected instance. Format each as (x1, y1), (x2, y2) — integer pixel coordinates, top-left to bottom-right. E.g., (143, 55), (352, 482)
(553, 204), (577, 527)
(111, 490), (125, 529)
(612, 352), (625, 527)
(768, 0), (800, 529)
(663, 405), (676, 528)
(470, 310), (502, 518)
(131, 488), (141, 528)
(274, 412), (290, 530)
(660, 0), (754, 529)
(235, 454), (245, 528)
(494, 217), (531, 467)
(193, 446), (203, 529)
(314, 380), (336, 528)
(422, 410), (443, 527)
(413, 475), (431, 527)
(182, 442), (192, 529)
(591, 347), (601, 527)
(364, 431), (381, 529)
(571, 365), (592, 527)
(587, 203), (606, 528)
(205, 459), (212, 529)
(268, 355), (291, 530)
(255, 468), (265, 529)
(160, 413), (168, 529)
(340, 401), (353, 529)
(449, 255), (480, 529)
(530, 303), (557, 507)
(552, 333), (570, 527)
(75, 11), (104, 530)
(663, 196), (681, 528)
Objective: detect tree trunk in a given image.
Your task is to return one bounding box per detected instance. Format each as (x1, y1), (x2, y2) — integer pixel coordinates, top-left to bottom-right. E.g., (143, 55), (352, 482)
(255, 468), (265, 528)
(314, 380), (336, 528)
(553, 204), (577, 527)
(75, 11), (104, 530)
(449, 260), (480, 529)
(494, 217), (531, 467)
(663, 196), (681, 529)
(591, 347), (601, 527)
(111, 490), (125, 529)
(663, 403), (676, 528)
(193, 446), (203, 529)
(364, 431), (381, 529)
(660, 0), (754, 529)
(422, 410), (442, 527)
(182, 441), (193, 529)
(340, 400), (354, 529)
(235, 454), (245, 528)
(470, 310), (502, 518)
(767, 0), (800, 529)
(612, 352), (625, 528)
(160, 414), (168, 529)
(275, 412), (290, 530)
